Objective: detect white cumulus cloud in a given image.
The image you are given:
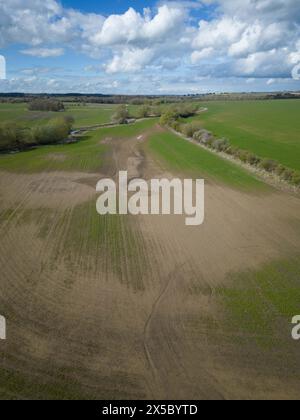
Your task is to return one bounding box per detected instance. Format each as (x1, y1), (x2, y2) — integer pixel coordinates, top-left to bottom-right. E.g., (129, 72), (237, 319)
(104, 48), (155, 74)
(191, 0), (300, 79)
(90, 6), (184, 47)
(21, 48), (65, 58)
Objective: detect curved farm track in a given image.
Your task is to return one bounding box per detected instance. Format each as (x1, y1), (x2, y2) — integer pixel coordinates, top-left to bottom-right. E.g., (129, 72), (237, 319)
(1, 124), (300, 399)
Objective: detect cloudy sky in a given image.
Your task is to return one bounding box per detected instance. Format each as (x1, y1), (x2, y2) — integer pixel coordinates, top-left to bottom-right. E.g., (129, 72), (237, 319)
(0, 0), (300, 94)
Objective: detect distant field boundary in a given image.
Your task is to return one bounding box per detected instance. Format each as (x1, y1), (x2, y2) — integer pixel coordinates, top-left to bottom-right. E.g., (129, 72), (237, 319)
(71, 116), (155, 134)
(169, 127), (300, 195)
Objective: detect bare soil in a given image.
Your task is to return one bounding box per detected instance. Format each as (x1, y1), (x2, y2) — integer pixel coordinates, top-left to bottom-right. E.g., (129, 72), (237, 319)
(1, 127), (300, 399)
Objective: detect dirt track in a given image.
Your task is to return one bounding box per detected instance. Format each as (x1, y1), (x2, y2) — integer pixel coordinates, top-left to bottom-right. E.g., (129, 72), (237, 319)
(1, 127), (300, 399)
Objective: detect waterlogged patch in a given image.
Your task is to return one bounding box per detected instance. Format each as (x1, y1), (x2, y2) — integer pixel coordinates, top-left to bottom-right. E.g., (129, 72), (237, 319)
(96, 171), (205, 226)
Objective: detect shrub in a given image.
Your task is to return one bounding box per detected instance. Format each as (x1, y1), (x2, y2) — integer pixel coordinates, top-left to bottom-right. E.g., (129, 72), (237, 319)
(192, 130), (204, 143)
(130, 98), (146, 105)
(112, 105), (129, 124)
(0, 123), (30, 150)
(211, 138), (230, 152)
(291, 171), (300, 186)
(151, 106), (162, 117)
(192, 129), (213, 145)
(31, 118), (71, 145)
(246, 153), (261, 166)
(281, 168), (294, 182)
(226, 146), (238, 156)
(259, 158), (278, 173)
(234, 149), (241, 159)
(17, 128), (35, 149)
(181, 121), (203, 138)
(175, 103), (198, 118)
(169, 120), (181, 131)
(28, 99), (65, 112)
(0, 116), (74, 152)
(0, 123), (17, 150)
(275, 164), (286, 176)
(159, 110), (178, 126)
(63, 115), (75, 130)
(137, 105), (150, 118)
(235, 149), (249, 163)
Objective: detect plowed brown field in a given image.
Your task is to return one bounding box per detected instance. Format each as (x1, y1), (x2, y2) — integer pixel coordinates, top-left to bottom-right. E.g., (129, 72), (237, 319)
(1, 123), (300, 400)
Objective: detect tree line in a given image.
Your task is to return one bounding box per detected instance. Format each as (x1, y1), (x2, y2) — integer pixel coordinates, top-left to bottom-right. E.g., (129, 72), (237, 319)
(112, 103), (199, 125)
(28, 99), (65, 112)
(0, 116), (74, 152)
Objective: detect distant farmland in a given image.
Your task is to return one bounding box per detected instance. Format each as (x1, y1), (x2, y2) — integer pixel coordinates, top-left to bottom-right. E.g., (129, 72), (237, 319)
(0, 103), (117, 129)
(190, 99), (300, 172)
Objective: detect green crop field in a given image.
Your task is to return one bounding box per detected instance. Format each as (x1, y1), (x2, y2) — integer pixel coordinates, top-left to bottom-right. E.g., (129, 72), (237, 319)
(0, 102), (116, 128)
(65, 104), (117, 128)
(190, 99), (300, 171)
(218, 256), (300, 346)
(0, 128), (108, 173)
(148, 130), (266, 191)
(0, 103), (29, 123)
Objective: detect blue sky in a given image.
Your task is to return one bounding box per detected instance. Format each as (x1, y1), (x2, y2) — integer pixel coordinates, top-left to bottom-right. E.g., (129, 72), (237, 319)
(0, 0), (300, 94)
(61, 0), (159, 15)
